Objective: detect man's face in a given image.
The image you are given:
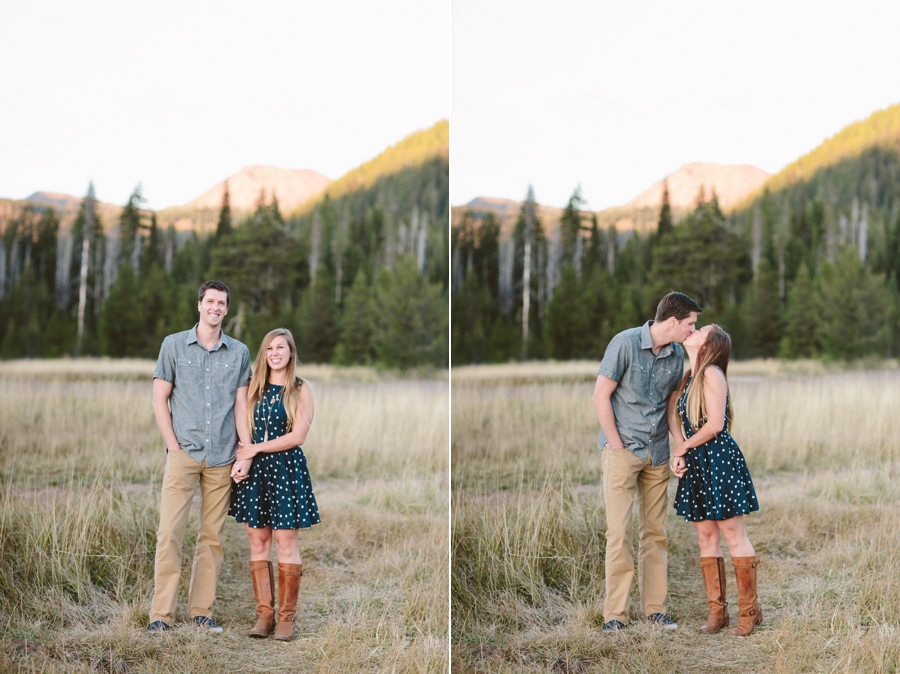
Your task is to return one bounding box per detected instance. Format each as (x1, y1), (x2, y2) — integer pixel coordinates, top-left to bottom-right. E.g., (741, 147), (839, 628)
(673, 311), (698, 343)
(198, 289), (228, 328)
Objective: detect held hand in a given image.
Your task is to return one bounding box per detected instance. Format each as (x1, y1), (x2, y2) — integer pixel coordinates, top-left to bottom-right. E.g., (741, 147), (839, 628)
(671, 455), (687, 478)
(231, 458), (252, 482)
(235, 440), (257, 461)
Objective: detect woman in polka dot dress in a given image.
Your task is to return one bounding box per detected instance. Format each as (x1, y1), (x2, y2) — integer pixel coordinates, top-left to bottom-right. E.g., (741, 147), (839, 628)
(229, 328), (320, 641)
(668, 324), (761, 637)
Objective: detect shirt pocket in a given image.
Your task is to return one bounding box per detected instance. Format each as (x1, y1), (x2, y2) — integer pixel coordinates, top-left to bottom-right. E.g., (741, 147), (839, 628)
(177, 358), (202, 385)
(213, 356), (239, 396)
(651, 363), (677, 397)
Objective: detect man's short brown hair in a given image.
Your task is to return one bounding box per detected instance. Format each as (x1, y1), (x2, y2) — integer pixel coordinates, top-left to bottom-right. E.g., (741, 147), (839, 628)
(198, 280), (231, 308)
(655, 292), (701, 322)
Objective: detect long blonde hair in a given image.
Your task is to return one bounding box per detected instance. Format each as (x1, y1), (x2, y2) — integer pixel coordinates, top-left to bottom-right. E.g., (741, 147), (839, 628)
(676, 324), (733, 431)
(247, 328), (306, 434)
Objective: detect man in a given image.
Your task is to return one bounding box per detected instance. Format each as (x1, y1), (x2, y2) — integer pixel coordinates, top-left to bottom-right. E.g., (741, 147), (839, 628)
(147, 280), (252, 634)
(591, 291), (701, 632)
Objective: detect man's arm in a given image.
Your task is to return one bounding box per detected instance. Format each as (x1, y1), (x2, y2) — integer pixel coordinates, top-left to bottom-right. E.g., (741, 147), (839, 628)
(592, 375), (626, 450)
(233, 385), (251, 446)
(152, 378), (180, 452)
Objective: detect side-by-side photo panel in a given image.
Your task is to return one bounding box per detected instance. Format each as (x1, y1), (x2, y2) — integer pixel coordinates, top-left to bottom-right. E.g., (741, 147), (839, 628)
(451, 2), (900, 672)
(0, 2), (449, 672)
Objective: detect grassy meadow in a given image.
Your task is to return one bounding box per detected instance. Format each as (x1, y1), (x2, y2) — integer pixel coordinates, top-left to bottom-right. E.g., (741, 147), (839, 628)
(0, 359), (449, 673)
(452, 360), (900, 673)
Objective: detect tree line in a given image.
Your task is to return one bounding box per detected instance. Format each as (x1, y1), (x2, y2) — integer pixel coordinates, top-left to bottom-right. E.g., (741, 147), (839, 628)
(0, 155), (448, 368)
(452, 142), (900, 363)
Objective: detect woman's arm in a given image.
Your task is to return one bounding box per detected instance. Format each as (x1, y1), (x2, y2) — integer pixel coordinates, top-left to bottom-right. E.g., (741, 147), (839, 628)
(231, 385), (253, 481)
(667, 387), (688, 476)
(672, 367), (727, 457)
(236, 384), (315, 460)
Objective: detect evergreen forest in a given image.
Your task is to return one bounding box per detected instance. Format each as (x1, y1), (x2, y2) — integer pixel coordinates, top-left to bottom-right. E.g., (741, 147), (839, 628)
(0, 122), (449, 368)
(451, 104), (900, 363)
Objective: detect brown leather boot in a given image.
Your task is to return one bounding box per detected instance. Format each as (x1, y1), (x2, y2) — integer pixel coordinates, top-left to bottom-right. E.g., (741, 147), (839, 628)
(248, 560), (276, 638)
(730, 556), (762, 636)
(699, 556), (729, 633)
(274, 563), (303, 641)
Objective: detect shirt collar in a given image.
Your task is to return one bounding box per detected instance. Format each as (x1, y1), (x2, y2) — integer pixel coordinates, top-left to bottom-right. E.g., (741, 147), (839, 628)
(186, 323), (228, 351)
(641, 320), (673, 357)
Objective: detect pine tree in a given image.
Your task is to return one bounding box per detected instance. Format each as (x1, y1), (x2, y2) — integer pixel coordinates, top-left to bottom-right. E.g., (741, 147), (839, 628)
(747, 258), (782, 357)
(374, 258), (447, 368)
(779, 262), (819, 358)
(657, 180), (673, 238)
(544, 264), (591, 359)
(474, 212), (500, 299)
(216, 180), (233, 239)
(141, 212), (162, 275)
(333, 270), (375, 365)
(818, 249), (890, 359)
(297, 274), (338, 363)
(560, 186), (585, 270)
(99, 263), (144, 357)
(120, 185), (145, 271)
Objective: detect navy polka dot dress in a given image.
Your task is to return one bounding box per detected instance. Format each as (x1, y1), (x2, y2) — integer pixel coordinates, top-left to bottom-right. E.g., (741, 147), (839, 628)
(229, 382), (321, 529)
(674, 376), (759, 522)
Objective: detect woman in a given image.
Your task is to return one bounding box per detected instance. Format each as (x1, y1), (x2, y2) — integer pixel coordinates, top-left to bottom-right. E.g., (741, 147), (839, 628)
(229, 328), (321, 641)
(668, 324), (761, 637)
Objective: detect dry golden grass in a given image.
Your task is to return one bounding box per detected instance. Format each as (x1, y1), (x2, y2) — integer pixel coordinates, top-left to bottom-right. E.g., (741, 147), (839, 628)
(0, 360), (449, 673)
(452, 363), (900, 673)
(451, 358), (899, 385)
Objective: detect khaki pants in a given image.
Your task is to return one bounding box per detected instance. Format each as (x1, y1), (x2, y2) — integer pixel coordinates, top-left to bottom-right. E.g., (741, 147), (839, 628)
(149, 449), (233, 625)
(601, 445), (670, 623)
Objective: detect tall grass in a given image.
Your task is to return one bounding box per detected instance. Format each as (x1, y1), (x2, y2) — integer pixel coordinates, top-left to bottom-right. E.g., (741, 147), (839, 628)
(0, 360), (449, 673)
(452, 363), (900, 673)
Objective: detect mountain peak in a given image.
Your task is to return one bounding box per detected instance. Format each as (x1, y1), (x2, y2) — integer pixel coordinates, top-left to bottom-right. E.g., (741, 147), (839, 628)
(624, 162), (770, 210)
(183, 166), (332, 212)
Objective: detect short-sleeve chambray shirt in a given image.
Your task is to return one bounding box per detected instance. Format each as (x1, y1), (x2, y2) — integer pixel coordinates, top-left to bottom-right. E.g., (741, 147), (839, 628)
(596, 320), (684, 466)
(153, 324), (252, 467)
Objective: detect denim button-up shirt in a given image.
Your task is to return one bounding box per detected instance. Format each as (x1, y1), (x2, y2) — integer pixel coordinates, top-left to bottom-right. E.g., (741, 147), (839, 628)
(596, 320), (684, 466)
(153, 324), (252, 467)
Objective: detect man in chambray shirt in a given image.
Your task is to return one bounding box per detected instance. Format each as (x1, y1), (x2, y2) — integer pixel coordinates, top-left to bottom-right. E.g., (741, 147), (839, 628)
(147, 280), (252, 634)
(591, 291), (701, 632)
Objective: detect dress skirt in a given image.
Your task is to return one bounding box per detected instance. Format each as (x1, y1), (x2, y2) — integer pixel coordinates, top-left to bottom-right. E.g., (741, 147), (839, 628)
(229, 381), (321, 529)
(673, 377), (759, 522)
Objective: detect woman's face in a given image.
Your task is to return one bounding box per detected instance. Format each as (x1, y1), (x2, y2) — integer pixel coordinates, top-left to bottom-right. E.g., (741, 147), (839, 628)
(684, 324), (713, 348)
(266, 335), (291, 372)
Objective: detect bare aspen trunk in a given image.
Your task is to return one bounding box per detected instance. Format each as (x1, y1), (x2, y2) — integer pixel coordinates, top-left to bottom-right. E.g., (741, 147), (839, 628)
(76, 188), (95, 355)
(76, 233), (89, 355)
(859, 202), (868, 263)
(417, 212), (427, 273)
(521, 239), (531, 359)
(0, 241), (6, 300)
(335, 256), (343, 317)
(309, 211), (321, 283)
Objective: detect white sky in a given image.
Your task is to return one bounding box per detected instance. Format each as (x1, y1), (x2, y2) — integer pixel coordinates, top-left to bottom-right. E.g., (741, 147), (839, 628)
(451, 0), (900, 210)
(0, 0), (449, 210)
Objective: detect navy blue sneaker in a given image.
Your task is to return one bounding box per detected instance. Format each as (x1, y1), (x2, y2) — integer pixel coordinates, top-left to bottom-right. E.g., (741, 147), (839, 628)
(146, 620), (171, 634)
(648, 613), (678, 630)
(602, 619), (626, 632)
(192, 616), (224, 634)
